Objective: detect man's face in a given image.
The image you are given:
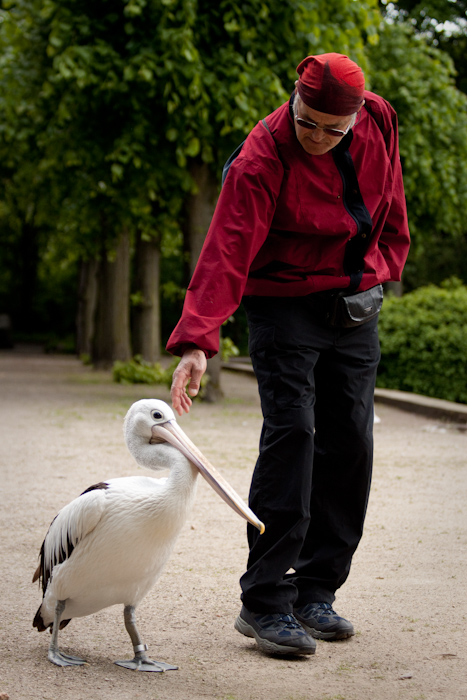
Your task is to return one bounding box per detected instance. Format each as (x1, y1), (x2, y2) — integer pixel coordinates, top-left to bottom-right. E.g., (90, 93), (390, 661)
(293, 92), (355, 156)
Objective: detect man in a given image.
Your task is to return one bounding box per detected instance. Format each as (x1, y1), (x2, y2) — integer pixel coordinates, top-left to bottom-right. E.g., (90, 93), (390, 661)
(167, 53), (410, 656)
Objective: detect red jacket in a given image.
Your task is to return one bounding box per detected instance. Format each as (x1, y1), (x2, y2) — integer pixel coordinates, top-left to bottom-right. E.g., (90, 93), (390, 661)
(167, 91), (410, 358)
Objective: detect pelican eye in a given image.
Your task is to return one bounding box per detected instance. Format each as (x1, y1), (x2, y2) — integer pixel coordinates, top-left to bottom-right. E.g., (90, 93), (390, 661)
(151, 410), (164, 421)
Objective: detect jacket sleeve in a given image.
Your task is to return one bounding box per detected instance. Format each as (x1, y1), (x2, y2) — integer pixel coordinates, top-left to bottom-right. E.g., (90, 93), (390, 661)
(166, 125), (283, 358)
(371, 96), (410, 281)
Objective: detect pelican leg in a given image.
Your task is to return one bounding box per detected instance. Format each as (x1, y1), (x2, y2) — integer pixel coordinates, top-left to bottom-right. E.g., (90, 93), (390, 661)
(114, 605), (178, 672)
(48, 600), (87, 667)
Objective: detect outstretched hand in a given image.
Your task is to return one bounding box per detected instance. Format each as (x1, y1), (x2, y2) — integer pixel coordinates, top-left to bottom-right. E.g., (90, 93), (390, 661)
(170, 348), (207, 416)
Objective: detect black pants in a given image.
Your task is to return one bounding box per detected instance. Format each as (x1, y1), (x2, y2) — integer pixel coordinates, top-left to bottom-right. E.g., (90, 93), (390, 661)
(240, 294), (381, 613)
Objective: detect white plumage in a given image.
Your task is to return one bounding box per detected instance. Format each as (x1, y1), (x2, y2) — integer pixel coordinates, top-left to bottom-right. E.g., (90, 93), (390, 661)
(33, 398), (263, 671)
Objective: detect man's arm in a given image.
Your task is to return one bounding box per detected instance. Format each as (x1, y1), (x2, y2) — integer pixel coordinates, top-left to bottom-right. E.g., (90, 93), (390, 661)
(365, 93), (410, 279)
(166, 122), (283, 360)
(170, 348), (207, 415)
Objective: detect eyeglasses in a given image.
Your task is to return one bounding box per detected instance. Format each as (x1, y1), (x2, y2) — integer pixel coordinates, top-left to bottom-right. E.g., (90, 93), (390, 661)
(294, 113), (354, 138)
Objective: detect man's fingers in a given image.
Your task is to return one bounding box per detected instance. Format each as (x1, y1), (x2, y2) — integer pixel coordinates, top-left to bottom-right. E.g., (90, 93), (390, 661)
(177, 392), (193, 416)
(171, 390), (192, 416)
(170, 349), (207, 415)
(187, 378), (200, 397)
(171, 369), (196, 415)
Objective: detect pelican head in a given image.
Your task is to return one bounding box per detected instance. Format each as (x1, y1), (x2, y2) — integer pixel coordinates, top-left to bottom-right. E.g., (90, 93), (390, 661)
(124, 399), (265, 534)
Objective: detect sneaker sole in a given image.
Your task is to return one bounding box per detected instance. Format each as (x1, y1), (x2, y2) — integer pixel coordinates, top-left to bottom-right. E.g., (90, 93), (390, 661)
(234, 615), (316, 656)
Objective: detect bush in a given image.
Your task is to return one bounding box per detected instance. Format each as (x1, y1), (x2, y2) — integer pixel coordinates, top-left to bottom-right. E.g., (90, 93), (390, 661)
(377, 278), (467, 404)
(112, 354), (210, 400)
(112, 355), (179, 387)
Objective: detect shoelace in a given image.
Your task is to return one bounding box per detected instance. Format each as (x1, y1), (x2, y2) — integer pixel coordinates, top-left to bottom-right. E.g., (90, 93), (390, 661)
(278, 614), (302, 629)
(313, 603), (337, 617)
(256, 613), (302, 630)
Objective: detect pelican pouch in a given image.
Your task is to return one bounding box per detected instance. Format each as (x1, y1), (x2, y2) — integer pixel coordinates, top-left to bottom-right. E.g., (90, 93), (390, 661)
(328, 284), (383, 328)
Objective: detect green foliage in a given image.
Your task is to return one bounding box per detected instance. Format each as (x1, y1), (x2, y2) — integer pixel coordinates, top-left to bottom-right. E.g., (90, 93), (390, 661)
(0, 0), (381, 339)
(367, 21), (467, 289)
(221, 315), (239, 361)
(221, 336), (239, 362)
(112, 353), (209, 401)
(377, 278), (467, 403)
(113, 355), (180, 386)
(383, 0), (467, 93)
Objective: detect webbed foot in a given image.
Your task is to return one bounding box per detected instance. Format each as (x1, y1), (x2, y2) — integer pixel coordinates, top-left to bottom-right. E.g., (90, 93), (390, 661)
(114, 656), (177, 672)
(48, 648), (88, 667)
(117, 607), (178, 671)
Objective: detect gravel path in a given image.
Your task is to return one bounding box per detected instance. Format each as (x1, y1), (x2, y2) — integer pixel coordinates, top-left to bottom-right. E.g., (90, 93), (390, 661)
(0, 349), (466, 700)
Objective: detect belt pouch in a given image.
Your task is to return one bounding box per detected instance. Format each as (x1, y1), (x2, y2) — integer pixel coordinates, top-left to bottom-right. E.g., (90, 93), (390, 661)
(329, 284), (383, 328)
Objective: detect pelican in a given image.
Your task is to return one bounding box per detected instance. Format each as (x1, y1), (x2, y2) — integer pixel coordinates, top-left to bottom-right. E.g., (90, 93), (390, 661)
(33, 398), (264, 672)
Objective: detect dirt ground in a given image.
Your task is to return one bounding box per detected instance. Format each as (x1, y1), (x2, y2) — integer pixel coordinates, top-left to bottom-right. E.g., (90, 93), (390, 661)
(0, 349), (466, 700)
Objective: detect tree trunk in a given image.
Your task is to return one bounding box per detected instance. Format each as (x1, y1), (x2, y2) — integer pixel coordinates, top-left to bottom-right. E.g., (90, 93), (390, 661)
(76, 258), (98, 358)
(183, 160), (223, 402)
(203, 352), (223, 403)
(384, 281), (403, 297)
(92, 229), (132, 369)
(18, 219), (39, 333)
(132, 233), (161, 362)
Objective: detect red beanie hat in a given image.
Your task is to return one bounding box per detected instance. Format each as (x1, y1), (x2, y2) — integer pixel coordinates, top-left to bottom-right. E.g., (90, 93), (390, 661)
(296, 53), (365, 116)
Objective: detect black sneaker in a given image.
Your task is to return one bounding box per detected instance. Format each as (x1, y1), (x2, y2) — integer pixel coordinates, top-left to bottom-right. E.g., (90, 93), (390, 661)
(294, 602), (355, 640)
(234, 605), (316, 655)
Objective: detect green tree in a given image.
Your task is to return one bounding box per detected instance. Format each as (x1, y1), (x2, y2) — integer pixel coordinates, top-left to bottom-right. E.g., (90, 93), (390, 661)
(367, 21), (467, 289)
(0, 0), (382, 378)
(0, 0), (188, 362)
(381, 0), (467, 92)
(0, 1), (62, 336)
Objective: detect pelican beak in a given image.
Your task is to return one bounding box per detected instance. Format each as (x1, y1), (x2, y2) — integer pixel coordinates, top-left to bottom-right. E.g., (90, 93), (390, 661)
(151, 420), (265, 534)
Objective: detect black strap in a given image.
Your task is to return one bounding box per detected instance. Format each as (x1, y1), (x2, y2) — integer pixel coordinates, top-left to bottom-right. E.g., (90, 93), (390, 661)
(332, 132), (373, 291)
(221, 140), (245, 186)
(221, 119), (272, 186)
